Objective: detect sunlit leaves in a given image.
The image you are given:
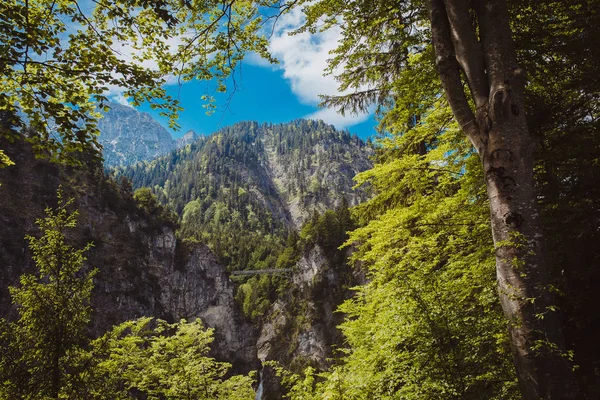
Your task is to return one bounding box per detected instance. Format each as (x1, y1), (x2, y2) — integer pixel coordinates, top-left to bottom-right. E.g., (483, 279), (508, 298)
(0, 189), (255, 399)
(278, 80), (518, 398)
(1, 0), (280, 164)
(88, 318), (255, 399)
(0, 188), (96, 399)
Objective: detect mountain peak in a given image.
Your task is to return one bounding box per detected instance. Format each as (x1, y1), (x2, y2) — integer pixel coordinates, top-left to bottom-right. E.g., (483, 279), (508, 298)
(176, 130), (199, 148)
(98, 103), (176, 167)
(122, 119), (373, 228)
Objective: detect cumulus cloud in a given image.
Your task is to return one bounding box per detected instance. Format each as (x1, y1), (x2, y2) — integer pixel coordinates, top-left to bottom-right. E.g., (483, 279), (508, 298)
(112, 92), (133, 107)
(306, 107), (372, 128)
(251, 7), (373, 128)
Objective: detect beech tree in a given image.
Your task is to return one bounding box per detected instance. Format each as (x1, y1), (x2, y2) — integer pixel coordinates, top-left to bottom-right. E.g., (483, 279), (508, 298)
(427, 2), (576, 397)
(298, 0), (580, 398)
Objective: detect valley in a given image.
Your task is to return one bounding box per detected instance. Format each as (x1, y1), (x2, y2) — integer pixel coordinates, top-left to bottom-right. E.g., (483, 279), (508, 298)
(0, 111), (374, 399)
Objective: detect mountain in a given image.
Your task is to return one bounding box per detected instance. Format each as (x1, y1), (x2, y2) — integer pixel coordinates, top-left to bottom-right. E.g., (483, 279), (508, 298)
(98, 103), (176, 166)
(117, 120), (373, 271)
(176, 129), (199, 148)
(0, 138), (257, 372)
(120, 119), (372, 225)
(0, 122), (373, 396)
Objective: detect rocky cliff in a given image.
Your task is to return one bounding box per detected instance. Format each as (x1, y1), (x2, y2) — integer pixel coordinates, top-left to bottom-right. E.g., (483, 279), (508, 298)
(0, 138), (257, 372)
(256, 245), (365, 399)
(1, 121), (371, 393)
(176, 130), (199, 148)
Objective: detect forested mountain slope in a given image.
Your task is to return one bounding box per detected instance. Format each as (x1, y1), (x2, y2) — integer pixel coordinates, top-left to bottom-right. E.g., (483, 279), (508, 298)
(117, 120), (373, 272)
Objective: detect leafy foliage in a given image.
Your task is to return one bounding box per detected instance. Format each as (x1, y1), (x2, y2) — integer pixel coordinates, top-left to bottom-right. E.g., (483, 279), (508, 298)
(276, 76), (518, 400)
(1, 0), (276, 164)
(512, 0), (600, 391)
(133, 187), (178, 229)
(0, 188), (95, 399)
(86, 318), (255, 400)
(0, 190), (255, 399)
(299, 201), (355, 265)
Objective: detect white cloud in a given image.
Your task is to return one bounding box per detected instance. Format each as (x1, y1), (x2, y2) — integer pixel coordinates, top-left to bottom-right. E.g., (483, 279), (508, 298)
(112, 92), (133, 107)
(104, 29), (187, 101)
(245, 51), (274, 68)
(250, 7), (373, 128)
(306, 107), (372, 129)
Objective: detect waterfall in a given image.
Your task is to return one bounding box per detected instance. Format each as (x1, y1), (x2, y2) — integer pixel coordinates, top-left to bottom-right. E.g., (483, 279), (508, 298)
(255, 371), (264, 400)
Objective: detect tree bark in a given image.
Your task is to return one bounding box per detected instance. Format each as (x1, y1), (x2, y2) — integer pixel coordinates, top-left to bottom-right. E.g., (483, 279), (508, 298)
(428, 0), (580, 398)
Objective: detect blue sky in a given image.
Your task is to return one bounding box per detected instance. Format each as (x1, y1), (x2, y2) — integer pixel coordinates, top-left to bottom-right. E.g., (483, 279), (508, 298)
(136, 63), (377, 140)
(111, 7), (378, 140)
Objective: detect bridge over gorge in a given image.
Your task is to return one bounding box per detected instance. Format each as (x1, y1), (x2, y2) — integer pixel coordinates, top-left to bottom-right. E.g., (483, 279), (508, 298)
(230, 268), (294, 276)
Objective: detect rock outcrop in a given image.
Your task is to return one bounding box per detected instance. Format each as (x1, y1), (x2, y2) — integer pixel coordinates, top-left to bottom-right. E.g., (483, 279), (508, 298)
(176, 130), (199, 148)
(0, 139), (257, 372)
(256, 245), (365, 399)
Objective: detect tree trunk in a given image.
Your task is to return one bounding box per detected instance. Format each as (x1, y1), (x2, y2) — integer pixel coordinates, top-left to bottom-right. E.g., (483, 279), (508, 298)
(482, 104), (578, 400)
(428, 0), (580, 398)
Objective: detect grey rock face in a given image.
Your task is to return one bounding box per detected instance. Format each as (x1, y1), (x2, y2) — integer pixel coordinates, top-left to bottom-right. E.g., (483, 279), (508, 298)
(160, 245), (257, 369)
(256, 244), (363, 399)
(257, 246), (357, 368)
(292, 245), (329, 288)
(258, 246), (329, 365)
(0, 139), (257, 372)
(176, 130), (199, 148)
(98, 103), (176, 166)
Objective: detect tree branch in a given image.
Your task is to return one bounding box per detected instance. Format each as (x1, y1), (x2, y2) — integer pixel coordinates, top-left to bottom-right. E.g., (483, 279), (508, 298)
(442, 0), (489, 108)
(428, 0), (485, 153)
(473, 0), (520, 89)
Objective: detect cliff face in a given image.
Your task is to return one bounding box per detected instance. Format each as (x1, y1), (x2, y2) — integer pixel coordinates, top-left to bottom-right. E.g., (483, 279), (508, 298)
(0, 139), (257, 372)
(176, 130), (199, 149)
(160, 245), (257, 369)
(256, 245), (365, 399)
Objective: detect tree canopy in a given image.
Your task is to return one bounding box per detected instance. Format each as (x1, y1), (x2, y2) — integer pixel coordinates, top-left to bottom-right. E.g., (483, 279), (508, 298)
(293, 0), (598, 397)
(2, 0), (600, 398)
(0, 0), (277, 165)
